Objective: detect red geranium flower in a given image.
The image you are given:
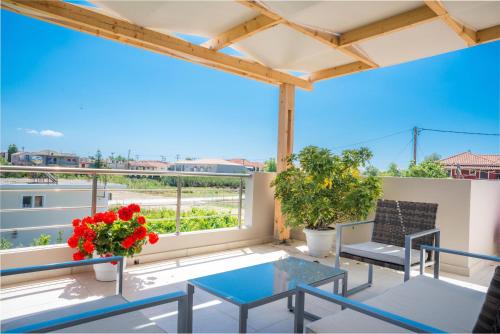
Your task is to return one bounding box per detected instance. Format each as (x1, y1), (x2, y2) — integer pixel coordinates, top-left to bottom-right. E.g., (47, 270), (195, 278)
(73, 251), (85, 261)
(72, 219), (81, 227)
(148, 233), (159, 244)
(121, 236), (135, 249)
(118, 206), (133, 221)
(85, 229), (96, 241)
(103, 211), (117, 224)
(128, 203), (141, 213)
(67, 235), (79, 248)
(93, 212), (105, 223)
(82, 216), (94, 225)
(137, 216), (146, 225)
(133, 226), (147, 240)
(74, 225), (85, 237)
(83, 240), (95, 253)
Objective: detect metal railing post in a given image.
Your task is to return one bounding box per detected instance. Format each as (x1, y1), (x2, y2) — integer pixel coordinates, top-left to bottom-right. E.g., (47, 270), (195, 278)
(238, 177), (243, 228)
(91, 174), (97, 216)
(176, 176), (182, 235)
(116, 257), (124, 296)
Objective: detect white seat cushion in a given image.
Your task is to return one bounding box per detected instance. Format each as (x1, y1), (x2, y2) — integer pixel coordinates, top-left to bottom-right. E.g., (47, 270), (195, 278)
(341, 241), (421, 265)
(307, 275), (486, 333)
(1, 295), (165, 333)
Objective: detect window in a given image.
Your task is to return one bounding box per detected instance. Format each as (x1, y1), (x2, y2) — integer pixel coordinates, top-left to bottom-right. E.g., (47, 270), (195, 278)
(480, 171), (488, 179)
(34, 196), (44, 208)
(22, 196), (32, 208)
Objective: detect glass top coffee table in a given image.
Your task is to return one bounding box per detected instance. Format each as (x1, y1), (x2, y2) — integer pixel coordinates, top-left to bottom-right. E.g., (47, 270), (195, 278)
(186, 256), (347, 333)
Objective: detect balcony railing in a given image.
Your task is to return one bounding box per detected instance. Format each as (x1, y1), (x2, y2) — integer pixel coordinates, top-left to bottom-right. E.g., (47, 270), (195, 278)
(0, 165), (250, 250)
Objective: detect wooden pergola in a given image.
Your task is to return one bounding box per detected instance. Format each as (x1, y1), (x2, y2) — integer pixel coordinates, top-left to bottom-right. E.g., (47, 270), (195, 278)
(3, 0), (499, 241)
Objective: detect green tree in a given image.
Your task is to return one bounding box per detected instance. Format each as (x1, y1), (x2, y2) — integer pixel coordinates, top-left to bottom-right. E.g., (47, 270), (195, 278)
(404, 160), (448, 178)
(0, 156), (8, 165)
(94, 149), (105, 168)
(424, 153), (441, 162)
(384, 162), (401, 177)
(272, 146), (382, 230)
(7, 144), (18, 162)
(264, 158), (277, 172)
(363, 165), (380, 176)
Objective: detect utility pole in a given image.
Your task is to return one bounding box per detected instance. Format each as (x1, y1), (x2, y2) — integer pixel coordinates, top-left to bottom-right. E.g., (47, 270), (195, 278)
(127, 149), (131, 169)
(412, 127), (418, 164)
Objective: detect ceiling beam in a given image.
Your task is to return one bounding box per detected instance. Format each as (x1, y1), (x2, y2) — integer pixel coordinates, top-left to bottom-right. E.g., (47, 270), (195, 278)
(307, 62), (372, 82)
(2, 0), (312, 90)
(424, 1), (476, 46)
(339, 5), (439, 47)
(237, 0), (378, 68)
(477, 25), (500, 44)
(202, 14), (282, 51)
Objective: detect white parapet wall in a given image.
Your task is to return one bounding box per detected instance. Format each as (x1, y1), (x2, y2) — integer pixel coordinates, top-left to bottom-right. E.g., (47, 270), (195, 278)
(0, 173), (276, 285)
(292, 177), (500, 276)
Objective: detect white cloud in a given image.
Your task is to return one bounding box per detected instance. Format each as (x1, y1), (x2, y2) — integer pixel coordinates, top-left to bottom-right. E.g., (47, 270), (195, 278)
(20, 128), (64, 137)
(39, 130), (64, 137)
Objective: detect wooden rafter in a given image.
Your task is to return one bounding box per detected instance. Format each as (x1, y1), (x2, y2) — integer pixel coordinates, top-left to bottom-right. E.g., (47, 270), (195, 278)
(339, 6), (439, 47)
(307, 62), (372, 82)
(2, 0), (312, 90)
(237, 0), (378, 68)
(424, 1), (476, 46)
(202, 14), (282, 51)
(477, 25), (500, 44)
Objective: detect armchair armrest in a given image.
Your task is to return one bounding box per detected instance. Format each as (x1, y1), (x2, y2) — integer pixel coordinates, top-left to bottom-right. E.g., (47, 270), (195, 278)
(294, 284), (445, 334)
(420, 245), (500, 279)
(0, 256), (125, 295)
(335, 221), (374, 267)
(404, 228), (440, 281)
(4, 291), (189, 334)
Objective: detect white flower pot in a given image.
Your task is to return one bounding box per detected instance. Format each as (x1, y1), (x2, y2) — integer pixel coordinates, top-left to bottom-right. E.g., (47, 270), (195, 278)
(93, 256), (126, 282)
(303, 228), (336, 257)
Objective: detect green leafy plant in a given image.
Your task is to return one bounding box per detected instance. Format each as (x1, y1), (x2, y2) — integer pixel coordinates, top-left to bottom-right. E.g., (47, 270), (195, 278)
(403, 159), (448, 178)
(0, 238), (13, 250)
(271, 146), (382, 230)
(264, 158), (277, 172)
(31, 234), (51, 246)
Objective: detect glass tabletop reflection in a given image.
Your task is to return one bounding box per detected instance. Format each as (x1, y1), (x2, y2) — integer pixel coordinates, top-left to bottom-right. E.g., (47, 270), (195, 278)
(188, 257), (345, 305)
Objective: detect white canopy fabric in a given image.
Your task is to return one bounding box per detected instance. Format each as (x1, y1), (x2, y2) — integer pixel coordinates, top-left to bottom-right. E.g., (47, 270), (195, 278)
(87, 0), (500, 80)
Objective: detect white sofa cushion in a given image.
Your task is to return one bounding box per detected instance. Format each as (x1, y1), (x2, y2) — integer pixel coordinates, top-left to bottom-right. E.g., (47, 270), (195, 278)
(341, 241), (421, 265)
(1, 295), (165, 333)
(307, 275), (486, 333)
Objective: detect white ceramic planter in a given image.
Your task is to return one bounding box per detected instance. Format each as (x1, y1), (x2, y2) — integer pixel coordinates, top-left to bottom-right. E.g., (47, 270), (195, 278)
(303, 228), (336, 257)
(93, 256), (126, 282)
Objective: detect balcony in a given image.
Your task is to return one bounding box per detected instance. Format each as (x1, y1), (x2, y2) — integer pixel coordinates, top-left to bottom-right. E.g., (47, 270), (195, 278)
(0, 166), (499, 333)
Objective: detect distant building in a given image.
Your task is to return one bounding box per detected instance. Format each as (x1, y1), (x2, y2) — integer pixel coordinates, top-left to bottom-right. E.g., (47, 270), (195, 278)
(129, 160), (171, 171)
(440, 152), (500, 180)
(11, 150), (79, 167)
(171, 158), (248, 174)
(228, 158), (265, 172)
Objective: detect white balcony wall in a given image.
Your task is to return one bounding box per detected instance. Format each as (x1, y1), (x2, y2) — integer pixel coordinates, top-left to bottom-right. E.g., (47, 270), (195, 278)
(0, 173), (275, 285)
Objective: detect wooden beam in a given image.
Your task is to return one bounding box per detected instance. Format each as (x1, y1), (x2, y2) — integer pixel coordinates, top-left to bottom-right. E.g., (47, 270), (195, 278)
(275, 83), (295, 241)
(339, 5), (439, 47)
(237, 0), (378, 68)
(477, 25), (500, 44)
(307, 62), (372, 82)
(424, 1), (476, 46)
(2, 0), (312, 90)
(202, 14), (282, 50)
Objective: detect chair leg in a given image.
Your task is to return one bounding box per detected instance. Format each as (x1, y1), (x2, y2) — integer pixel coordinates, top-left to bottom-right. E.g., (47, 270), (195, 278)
(346, 263), (373, 296)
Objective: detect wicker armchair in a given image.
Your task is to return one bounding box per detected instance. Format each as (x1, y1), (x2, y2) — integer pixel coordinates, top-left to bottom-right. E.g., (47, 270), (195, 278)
(335, 199), (440, 295)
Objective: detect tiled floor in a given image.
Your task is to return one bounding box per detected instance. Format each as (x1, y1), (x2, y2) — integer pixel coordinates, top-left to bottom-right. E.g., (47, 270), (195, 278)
(1, 241), (496, 333)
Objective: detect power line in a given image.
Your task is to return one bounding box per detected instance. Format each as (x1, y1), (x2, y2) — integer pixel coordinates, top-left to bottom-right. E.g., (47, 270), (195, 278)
(419, 128), (500, 136)
(331, 128), (411, 150)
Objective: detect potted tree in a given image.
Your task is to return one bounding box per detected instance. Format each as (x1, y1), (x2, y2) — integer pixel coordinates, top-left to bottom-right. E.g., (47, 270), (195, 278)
(272, 146), (381, 257)
(67, 203), (159, 281)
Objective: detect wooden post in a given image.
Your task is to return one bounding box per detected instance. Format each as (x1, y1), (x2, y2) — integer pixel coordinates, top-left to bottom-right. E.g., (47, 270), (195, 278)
(274, 83), (295, 242)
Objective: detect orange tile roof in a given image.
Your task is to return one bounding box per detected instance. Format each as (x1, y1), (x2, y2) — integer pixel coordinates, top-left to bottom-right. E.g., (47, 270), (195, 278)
(440, 152), (500, 170)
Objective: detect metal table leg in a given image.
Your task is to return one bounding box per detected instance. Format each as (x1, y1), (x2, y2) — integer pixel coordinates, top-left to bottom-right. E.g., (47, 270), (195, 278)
(341, 272), (348, 310)
(239, 305), (248, 333)
(187, 283), (194, 333)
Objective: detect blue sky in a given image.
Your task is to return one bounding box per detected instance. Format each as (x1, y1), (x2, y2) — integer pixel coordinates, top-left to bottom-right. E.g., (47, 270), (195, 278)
(1, 10), (499, 169)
